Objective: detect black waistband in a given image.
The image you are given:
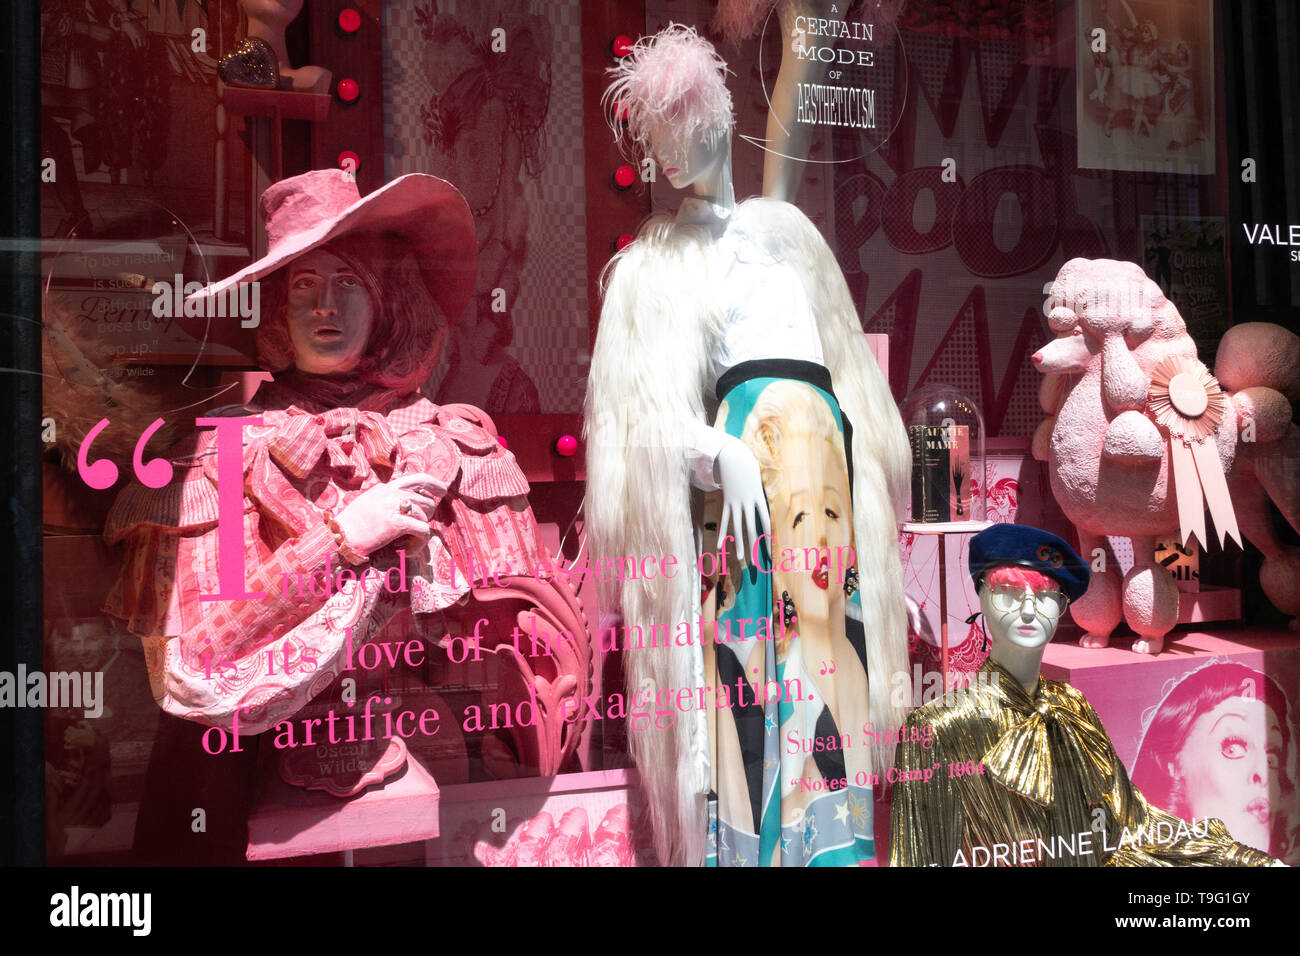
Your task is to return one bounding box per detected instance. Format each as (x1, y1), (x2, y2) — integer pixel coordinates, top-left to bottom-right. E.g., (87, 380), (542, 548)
(715, 358), (835, 402)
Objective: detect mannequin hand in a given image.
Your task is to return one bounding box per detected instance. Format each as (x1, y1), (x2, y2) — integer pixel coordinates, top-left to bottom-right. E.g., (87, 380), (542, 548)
(334, 472), (446, 557)
(714, 438), (772, 566)
(906, 595), (925, 638)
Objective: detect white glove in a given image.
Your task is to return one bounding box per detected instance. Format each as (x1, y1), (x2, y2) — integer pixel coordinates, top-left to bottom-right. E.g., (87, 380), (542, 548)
(334, 472), (446, 557)
(714, 437), (772, 567)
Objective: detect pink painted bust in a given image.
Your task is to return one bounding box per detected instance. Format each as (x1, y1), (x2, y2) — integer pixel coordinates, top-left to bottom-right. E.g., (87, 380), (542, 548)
(1033, 258), (1299, 653)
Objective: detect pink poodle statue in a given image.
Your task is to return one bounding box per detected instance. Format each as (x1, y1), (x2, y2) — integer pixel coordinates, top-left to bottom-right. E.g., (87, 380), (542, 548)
(1032, 258), (1300, 654)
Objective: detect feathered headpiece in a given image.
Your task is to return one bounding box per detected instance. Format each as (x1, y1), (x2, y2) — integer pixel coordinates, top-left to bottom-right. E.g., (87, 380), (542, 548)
(602, 23), (734, 162)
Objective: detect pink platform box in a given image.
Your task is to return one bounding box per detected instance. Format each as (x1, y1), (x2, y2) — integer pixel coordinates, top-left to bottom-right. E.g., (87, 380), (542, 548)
(425, 768), (656, 866)
(246, 758), (440, 861)
(1043, 628), (1300, 864)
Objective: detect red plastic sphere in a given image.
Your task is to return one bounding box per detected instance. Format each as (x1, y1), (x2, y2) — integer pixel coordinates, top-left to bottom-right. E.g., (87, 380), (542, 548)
(616, 233), (635, 250)
(338, 8), (362, 33)
(613, 164), (636, 189)
(612, 35), (635, 58)
(337, 150), (361, 175)
(555, 435), (578, 457)
(337, 78), (360, 102)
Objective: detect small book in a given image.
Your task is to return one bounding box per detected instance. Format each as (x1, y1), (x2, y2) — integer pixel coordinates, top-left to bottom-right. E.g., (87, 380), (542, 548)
(909, 424), (970, 522)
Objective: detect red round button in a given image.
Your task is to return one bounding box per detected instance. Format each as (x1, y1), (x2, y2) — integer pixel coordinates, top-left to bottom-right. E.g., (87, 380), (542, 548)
(612, 35), (635, 58)
(338, 8), (362, 33)
(616, 233), (635, 250)
(555, 435), (578, 457)
(613, 164), (636, 189)
(337, 78), (360, 102)
(337, 150), (360, 175)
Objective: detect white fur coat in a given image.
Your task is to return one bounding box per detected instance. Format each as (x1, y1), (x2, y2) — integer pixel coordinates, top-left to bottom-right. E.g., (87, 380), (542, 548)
(585, 197), (911, 866)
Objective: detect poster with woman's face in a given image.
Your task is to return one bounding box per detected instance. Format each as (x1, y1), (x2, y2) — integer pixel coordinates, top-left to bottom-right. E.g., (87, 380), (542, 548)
(1131, 658), (1300, 863)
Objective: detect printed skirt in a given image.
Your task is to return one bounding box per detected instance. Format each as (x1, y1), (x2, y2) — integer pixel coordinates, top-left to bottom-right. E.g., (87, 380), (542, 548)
(702, 359), (874, 866)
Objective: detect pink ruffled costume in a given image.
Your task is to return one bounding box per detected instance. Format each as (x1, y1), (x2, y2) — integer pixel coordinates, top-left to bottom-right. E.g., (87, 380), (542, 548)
(104, 375), (544, 734)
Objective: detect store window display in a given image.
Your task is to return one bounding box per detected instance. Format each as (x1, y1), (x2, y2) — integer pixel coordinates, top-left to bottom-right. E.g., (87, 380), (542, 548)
(14, 0), (1300, 878)
(889, 523), (1280, 867)
(585, 25), (911, 866)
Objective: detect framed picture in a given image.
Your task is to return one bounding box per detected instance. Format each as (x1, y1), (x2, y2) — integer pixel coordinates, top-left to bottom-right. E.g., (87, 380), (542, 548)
(1077, 0), (1215, 175)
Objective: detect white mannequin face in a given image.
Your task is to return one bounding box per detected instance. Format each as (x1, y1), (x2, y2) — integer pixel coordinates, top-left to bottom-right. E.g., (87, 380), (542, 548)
(978, 579), (1065, 651)
(645, 119), (727, 191)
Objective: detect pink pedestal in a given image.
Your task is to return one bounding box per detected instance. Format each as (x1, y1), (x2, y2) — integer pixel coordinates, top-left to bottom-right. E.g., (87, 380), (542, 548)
(246, 758), (440, 861)
(1043, 627), (1300, 864)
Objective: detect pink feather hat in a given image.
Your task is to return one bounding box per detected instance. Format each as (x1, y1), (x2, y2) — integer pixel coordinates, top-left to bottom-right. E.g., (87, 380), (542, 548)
(603, 24), (734, 161)
(183, 169), (477, 359)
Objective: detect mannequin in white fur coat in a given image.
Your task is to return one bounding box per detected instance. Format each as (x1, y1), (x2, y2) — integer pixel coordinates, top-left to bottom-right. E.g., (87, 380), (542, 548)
(585, 25), (910, 866)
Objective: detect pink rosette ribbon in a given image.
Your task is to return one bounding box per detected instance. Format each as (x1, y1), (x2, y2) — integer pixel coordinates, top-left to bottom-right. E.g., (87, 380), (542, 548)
(1148, 356), (1241, 549)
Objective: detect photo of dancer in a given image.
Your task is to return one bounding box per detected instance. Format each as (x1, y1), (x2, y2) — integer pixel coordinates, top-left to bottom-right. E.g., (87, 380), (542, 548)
(1077, 0), (1214, 174)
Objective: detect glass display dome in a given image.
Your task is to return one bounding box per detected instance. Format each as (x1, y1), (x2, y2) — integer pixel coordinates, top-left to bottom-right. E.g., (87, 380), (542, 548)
(899, 384), (987, 527)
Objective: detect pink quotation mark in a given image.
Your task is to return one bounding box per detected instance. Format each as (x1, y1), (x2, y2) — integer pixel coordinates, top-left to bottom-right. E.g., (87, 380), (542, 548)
(76, 417), (174, 489)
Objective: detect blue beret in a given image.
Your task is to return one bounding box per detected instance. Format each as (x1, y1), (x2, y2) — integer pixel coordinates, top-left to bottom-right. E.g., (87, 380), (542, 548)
(968, 524), (1090, 602)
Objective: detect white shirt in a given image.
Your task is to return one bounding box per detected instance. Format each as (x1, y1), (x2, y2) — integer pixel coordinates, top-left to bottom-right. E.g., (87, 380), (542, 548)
(675, 198), (824, 490)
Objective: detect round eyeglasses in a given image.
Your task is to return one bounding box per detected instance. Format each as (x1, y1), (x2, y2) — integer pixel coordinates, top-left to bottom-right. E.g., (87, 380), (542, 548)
(986, 584), (1068, 618)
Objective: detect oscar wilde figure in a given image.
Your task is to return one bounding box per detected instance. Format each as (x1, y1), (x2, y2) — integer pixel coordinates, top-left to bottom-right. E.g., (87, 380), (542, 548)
(105, 170), (570, 862)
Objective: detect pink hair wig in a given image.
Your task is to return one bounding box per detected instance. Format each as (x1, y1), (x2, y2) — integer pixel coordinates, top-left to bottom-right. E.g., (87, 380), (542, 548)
(603, 23), (734, 162)
(983, 565), (1061, 593)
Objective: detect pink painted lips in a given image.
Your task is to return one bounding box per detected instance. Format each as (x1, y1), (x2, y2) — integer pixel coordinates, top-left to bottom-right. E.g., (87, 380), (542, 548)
(1246, 798), (1270, 826)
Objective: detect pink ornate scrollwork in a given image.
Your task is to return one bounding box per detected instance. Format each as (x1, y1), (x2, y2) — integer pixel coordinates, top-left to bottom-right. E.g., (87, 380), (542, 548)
(456, 571), (592, 778)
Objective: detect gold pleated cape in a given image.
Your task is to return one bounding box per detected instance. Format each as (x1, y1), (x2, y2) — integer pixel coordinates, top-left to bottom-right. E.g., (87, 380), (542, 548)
(889, 659), (1275, 867)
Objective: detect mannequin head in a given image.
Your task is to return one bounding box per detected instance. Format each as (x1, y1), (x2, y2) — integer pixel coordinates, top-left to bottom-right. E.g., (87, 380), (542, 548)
(968, 525), (1089, 689)
(255, 233), (449, 393)
(977, 565), (1068, 652)
(643, 116), (730, 191)
(283, 248), (376, 376)
(604, 24), (733, 181)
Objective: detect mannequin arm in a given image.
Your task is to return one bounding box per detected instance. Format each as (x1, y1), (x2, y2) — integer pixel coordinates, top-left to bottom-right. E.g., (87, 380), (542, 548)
(683, 417), (731, 491)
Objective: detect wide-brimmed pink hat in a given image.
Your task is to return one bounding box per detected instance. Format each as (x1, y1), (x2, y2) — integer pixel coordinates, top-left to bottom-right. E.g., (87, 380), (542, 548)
(184, 168), (477, 358)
